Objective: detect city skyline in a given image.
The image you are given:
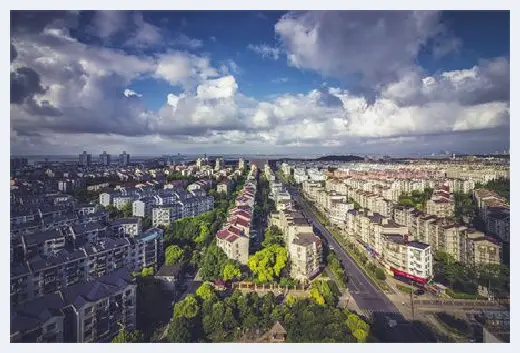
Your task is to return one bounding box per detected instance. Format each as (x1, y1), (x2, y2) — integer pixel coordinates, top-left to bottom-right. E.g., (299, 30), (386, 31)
(10, 11), (510, 156)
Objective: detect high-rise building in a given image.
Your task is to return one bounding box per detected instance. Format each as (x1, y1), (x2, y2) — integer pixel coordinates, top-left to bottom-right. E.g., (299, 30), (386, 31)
(99, 151), (111, 166)
(119, 151), (130, 166)
(215, 157), (224, 170)
(10, 158), (28, 170)
(78, 151), (92, 167)
(238, 158), (245, 170)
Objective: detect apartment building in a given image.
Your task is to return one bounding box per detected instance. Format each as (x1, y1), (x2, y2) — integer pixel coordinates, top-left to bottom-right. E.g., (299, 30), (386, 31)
(462, 230), (502, 267)
(426, 187), (455, 218)
(216, 226), (249, 265)
(152, 204), (182, 227)
(109, 218), (142, 237)
(216, 179), (256, 264)
(11, 268), (136, 343)
(382, 235), (433, 284)
(473, 188), (510, 243)
(288, 232), (323, 280)
(10, 228), (164, 306)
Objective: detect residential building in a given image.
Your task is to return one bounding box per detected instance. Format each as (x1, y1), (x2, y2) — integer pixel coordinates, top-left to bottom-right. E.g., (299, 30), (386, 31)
(238, 158), (245, 170)
(118, 151), (130, 166)
(152, 204), (183, 227)
(382, 234), (433, 284)
(78, 151), (92, 167)
(98, 151), (111, 166)
(11, 268), (137, 343)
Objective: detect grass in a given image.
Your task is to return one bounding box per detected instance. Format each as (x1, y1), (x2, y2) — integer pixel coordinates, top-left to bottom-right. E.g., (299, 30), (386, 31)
(396, 284), (413, 294)
(445, 288), (488, 300)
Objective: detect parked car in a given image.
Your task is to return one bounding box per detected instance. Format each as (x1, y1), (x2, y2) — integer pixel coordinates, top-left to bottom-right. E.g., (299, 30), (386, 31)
(414, 289), (425, 296)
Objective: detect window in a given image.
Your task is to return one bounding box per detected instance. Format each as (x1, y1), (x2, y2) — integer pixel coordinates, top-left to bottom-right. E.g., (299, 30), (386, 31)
(85, 306), (93, 314)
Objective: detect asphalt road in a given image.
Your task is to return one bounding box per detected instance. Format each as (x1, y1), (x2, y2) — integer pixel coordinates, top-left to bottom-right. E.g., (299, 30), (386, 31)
(286, 186), (432, 342)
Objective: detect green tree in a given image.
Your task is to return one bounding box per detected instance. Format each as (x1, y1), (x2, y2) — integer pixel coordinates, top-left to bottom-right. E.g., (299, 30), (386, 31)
(174, 295), (200, 319)
(247, 245), (288, 282)
(112, 329), (144, 343)
(374, 268), (386, 280)
(200, 243), (229, 281)
(285, 295), (297, 307)
(195, 223), (211, 245)
(222, 261), (242, 281)
(167, 316), (194, 342)
(196, 283), (216, 301)
(310, 287), (326, 306)
(261, 226), (285, 247)
(353, 328), (368, 343)
(165, 245), (185, 265)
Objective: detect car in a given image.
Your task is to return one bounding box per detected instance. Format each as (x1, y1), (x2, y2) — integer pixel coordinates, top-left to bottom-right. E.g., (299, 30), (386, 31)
(414, 289), (425, 296)
(328, 245), (335, 250)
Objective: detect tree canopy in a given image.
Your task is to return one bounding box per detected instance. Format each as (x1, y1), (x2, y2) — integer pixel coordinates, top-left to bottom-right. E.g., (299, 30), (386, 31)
(196, 283), (216, 302)
(222, 260), (242, 281)
(247, 245), (288, 282)
(174, 294), (200, 319)
(165, 245), (185, 265)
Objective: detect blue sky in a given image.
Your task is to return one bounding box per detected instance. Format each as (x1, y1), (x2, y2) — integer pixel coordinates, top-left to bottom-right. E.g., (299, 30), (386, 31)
(10, 10), (510, 156)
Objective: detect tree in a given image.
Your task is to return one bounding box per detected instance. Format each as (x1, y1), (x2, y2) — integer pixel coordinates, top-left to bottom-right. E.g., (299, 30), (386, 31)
(112, 329), (144, 343)
(247, 245), (288, 282)
(310, 287), (326, 306)
(195, 223), (211, 245)
(375, 268), (386, 281)
(196, 283), (216, 302)
(285, 295), (297, 307)
(165, 245), (185, 265)
(222, 261), (241, 281)
(261, 226), (284, 248)
(174, 295), (200, 319)
(168, 316), (194, 342)
(353, 328), (368, 343)
(346, 313), (361, 332)
(200, 243), (229, 281)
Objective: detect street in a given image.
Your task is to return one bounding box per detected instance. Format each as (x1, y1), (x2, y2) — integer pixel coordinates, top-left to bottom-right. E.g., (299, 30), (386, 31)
(286, 186), (432, 342)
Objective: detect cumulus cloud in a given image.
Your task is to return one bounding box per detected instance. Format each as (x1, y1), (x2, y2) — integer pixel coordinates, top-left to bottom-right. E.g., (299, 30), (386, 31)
(124, 88), (142, 98)
(247, 44), (281, 59)
(196, 76), (238, 100)
(9, 10), (510, 156)
(155, 52), (218, 87)
(275, 11), (445, 85)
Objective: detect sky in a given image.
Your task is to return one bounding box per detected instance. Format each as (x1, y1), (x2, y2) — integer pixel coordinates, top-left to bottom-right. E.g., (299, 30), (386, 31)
(10, 10), (510, 156)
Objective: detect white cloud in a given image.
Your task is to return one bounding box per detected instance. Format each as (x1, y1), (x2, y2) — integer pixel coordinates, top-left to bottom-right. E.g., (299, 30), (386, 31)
(247, 44), (281, 60)
(155, 52), (219, 87)
(124, 88), (142, 98)
(275, 11), (444, 84)
(10, 11), (510, 155)
(196, 76), (238, 100)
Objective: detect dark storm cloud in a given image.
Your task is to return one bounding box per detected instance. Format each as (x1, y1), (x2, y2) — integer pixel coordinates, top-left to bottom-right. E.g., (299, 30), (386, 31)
(11, 43), (17, 62)
(10, 67), (46, 104)
(11, 11), (78, 34)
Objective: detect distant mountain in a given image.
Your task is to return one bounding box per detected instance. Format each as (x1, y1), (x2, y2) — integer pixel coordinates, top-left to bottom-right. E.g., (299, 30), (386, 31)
(314, 155), (364, 162)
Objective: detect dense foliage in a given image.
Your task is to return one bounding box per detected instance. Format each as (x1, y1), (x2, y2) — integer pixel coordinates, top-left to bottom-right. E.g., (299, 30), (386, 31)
(165, 245), (185, 265)
(434, 251), (509, 296)
(112, 329), (144, 343)
(309, 280), (340, 306)
(454, 193), (477, 220)
(397, 188), (434, 210)
(167, 289), (367, 343)
(199, 243), (229, 281)
(261, 225), (285, 248)
(247, 245), (288, 282)
(327, 252), (347, 288)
